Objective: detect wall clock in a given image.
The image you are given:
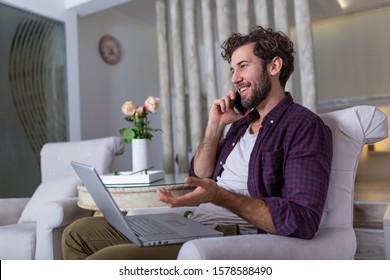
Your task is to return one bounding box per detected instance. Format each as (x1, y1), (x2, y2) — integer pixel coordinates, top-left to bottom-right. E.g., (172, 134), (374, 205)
(98, 35), (121, 65)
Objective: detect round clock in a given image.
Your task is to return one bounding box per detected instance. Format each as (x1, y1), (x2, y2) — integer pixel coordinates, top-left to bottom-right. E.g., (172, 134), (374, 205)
(98, 35), (121, 65)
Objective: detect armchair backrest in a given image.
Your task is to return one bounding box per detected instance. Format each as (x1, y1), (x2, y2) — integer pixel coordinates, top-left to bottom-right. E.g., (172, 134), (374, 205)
(40, 136), (124, 182)
(319, 106), (387, 229)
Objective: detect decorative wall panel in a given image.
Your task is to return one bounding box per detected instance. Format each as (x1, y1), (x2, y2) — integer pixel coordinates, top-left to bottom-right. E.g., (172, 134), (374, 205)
(8, 15), (67, 163)
(0, 4), (67, 197)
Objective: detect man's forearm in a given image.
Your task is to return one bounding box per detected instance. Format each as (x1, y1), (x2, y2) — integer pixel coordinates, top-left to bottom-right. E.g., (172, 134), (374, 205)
(193, 123), (225, 178)
(213, 187), (276, 234)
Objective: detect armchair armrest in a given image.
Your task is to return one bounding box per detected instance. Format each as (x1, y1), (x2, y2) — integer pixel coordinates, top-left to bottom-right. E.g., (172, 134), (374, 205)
(35, 197), (93, 259)
(0, 197), (30, 225)
(384, 204), (390, 259)
(178, 227), (356, 260)
(37, 197), (93, 229)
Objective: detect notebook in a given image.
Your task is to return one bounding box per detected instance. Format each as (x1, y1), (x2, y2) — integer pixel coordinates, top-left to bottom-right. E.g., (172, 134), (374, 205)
(71, 161), (223, 247)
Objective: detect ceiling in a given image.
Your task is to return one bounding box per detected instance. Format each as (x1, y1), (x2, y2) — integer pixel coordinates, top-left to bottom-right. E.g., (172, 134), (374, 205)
(114, 0), (390, 25)
(310, 0), (390, 20)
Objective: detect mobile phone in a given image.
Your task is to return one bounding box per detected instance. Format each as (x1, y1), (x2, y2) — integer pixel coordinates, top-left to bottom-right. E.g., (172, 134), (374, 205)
(231, 92), (246, 115)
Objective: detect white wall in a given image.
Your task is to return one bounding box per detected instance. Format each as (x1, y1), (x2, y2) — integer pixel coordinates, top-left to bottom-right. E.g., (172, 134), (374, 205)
(312, 6), (390, 103)
(78, 8), (163, 171)
(304, 7), (390, 180)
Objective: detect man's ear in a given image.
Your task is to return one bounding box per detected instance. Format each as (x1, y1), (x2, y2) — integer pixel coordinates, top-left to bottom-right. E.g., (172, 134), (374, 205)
(269, 56), (283, 76)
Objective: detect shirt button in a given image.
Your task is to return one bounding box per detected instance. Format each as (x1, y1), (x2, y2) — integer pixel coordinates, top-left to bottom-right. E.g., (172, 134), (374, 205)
(270, 120), (274, 124)
(232, 142), (235, 146)
(220, 161), (223, 165)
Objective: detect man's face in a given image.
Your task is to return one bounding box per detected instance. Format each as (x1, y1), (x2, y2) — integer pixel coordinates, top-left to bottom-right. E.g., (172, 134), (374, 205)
(230, 43), (271, 109)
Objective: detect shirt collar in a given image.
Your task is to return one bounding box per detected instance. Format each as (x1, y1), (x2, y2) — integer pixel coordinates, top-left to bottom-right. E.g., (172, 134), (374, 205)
(261, 92), (294, 126)
(243, 92), (294, 125)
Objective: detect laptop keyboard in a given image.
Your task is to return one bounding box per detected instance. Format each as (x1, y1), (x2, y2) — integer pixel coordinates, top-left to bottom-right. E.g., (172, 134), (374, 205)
(127, 216), (175, 237)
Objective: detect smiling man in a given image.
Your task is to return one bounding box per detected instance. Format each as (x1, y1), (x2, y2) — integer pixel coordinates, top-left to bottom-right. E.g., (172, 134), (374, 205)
(158, 25), (333, 240)
(62, 26), (333, 260)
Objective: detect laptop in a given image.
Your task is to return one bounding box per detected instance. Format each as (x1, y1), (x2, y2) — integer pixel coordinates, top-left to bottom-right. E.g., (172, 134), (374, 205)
(71, 161), (223, 247)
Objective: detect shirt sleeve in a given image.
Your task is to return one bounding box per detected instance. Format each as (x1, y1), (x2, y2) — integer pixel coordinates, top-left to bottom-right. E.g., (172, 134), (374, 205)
(263, 116), (333, 239)
(188, 157), (197, 177)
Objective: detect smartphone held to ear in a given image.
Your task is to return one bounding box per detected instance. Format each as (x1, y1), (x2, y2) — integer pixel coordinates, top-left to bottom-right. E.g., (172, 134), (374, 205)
(231, 92), (246, 115)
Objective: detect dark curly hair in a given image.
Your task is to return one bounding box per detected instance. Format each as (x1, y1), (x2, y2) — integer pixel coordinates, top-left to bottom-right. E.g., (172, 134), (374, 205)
(221, 26), (294, 88)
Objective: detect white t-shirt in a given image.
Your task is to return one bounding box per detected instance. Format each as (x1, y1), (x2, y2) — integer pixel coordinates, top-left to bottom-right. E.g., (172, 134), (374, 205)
(188, 126), (258, 234)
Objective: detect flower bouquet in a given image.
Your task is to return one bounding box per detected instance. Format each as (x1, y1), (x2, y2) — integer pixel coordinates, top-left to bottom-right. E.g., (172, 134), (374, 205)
(119, 96), (161, 143)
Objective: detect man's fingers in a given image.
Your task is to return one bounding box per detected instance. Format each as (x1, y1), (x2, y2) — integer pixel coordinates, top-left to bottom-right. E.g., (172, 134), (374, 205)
(157, 188), (175, 204)
(159, 176), (216, 207)
(157, 186), (201, 207)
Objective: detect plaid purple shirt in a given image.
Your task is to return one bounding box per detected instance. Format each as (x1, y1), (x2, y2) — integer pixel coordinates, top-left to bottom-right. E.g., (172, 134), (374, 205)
(190, 93), (332, 239)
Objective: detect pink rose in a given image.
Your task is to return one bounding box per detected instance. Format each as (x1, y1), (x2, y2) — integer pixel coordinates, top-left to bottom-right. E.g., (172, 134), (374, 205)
(145, 96), (160, 113)
(136, 105), (145, 116)
(121, 101), (136, 117)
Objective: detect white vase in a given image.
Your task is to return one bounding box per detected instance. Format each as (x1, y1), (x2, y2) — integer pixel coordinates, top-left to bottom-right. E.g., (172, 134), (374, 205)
(131, 138), (151, 171)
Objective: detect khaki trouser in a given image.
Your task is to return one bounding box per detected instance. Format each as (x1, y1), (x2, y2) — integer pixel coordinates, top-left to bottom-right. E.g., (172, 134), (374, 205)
(61, 216), (239, 260)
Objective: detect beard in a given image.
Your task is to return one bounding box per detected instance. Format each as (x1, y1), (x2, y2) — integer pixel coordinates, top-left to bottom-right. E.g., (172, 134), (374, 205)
(242, 70), (272, 109)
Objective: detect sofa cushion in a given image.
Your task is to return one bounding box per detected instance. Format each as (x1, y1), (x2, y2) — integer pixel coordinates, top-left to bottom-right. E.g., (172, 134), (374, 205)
(18, 176), (80, 223)
(0, 223), (36, 260)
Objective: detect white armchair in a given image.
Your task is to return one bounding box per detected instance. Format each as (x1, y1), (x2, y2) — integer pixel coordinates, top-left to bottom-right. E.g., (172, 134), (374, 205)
(129, 106), (388, 259)
(0, 136), (124, 260)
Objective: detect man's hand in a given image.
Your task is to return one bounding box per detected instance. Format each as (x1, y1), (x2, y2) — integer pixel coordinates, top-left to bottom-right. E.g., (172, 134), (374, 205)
(158, 176), (276, 234)
(208, 90), (245, 127)
(157, 176), (219, 207)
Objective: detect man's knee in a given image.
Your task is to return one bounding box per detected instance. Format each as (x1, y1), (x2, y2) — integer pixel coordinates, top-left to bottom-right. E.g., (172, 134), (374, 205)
(63, 217), (106, 242)
(62, 217), (106, 260)
(64, 217), (91, 236)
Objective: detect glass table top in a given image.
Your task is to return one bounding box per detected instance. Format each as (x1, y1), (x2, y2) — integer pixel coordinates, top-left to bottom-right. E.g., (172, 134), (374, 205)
(104, 173), (188, 188)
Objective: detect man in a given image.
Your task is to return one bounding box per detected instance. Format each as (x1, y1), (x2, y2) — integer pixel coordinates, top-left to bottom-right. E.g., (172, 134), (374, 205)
(62, 26), (332, 259)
